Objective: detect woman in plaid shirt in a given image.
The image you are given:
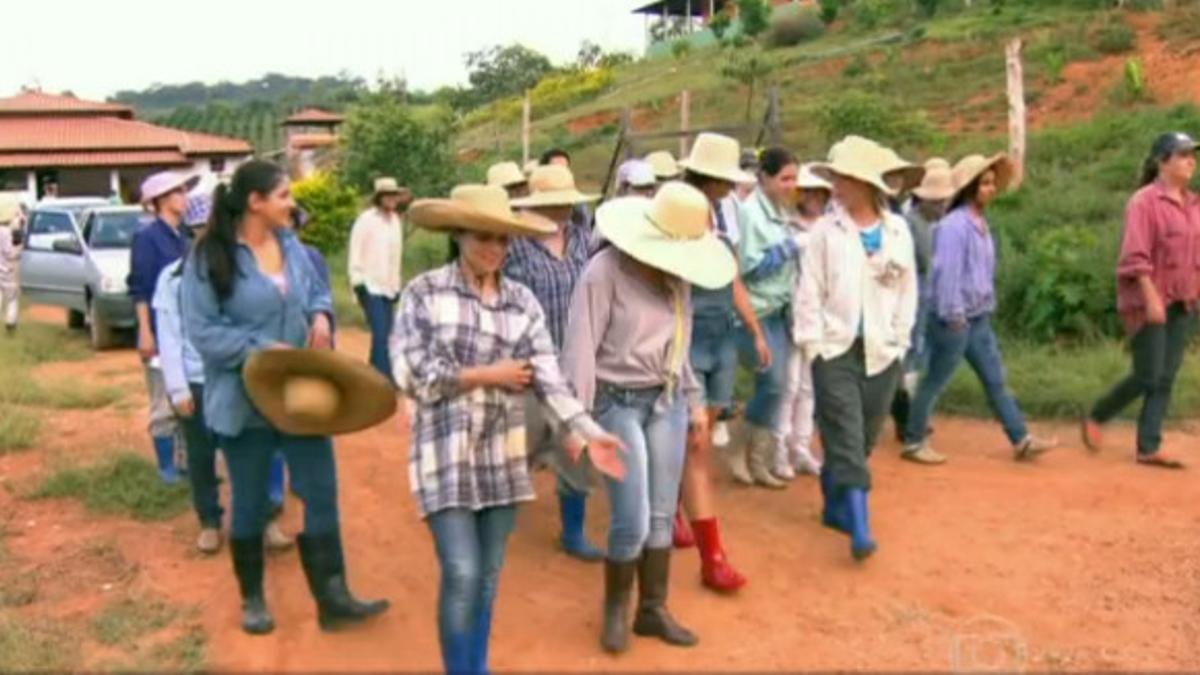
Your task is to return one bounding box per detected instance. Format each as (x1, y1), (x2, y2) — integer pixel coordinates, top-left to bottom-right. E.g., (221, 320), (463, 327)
(390, 184), (622, 675)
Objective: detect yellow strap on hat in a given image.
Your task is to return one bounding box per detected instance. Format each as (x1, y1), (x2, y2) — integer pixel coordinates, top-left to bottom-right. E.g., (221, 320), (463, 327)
(664, 283), (686, 402)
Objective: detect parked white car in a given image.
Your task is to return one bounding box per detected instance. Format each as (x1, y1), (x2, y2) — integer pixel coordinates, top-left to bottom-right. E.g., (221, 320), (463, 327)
(20, 203), (147, 349)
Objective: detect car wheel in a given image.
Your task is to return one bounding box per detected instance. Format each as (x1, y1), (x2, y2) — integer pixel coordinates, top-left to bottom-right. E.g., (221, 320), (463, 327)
(68, 309), (86, 329)
(88, 299), (116, 350)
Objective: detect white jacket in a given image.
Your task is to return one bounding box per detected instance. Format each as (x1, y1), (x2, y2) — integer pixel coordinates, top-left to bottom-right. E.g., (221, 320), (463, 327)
(793, 204), (917, 377)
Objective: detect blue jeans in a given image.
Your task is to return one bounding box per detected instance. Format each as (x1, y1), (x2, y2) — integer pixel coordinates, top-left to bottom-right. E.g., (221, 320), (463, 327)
(427, 506), (517, 675)
(359, 290), (395, 383)
(180, 384), (223, 528)
(595, 383), (688, 562)
(904, 296), (933, 375)
(219, 429), (339, 538)
(735, 310), (790, 430)
(690, 315), (738, 409)
(904, 315), (1027, 446)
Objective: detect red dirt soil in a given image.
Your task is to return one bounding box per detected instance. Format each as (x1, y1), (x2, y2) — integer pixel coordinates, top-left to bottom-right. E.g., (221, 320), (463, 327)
(2, 313), (1199, 671)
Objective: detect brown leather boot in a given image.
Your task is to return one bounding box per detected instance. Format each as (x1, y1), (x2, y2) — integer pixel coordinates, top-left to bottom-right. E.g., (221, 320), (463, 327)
(600, 558), (637, 653)
(631, 548), (697, 647)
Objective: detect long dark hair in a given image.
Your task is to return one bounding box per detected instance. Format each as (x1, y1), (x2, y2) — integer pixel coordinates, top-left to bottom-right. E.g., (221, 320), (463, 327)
(1139, 154), (1161, 188)
(195, 160), (286, 300)
(950, 177), (979, 212)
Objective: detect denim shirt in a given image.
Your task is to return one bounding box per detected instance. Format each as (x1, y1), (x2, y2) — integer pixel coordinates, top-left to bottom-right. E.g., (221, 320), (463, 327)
(152, 260), (204, 405)
(930, 206), (996, 322)
(180, 229), (333, 437)
(127, 218), (189, 339)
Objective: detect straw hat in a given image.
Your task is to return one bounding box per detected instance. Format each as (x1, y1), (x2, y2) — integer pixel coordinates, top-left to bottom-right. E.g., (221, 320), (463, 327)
(951, 154), (1013, 203)
(812, 136), (901, 197)
(243, 349), (397, 436)
(510, 165), (598, 209)
(139, 171), (200, 205)
(408, 184), (555, 236)
(595, 181), (736, 290)
(796, 163), (832, 191)
(0, 196), (20, 226)
(644, 150), (682, 180)
(912, 157), (956, 201)
(486, 161), (527, 189)
(373, 177), (412, 201)
(618, 159), (657, 189)
(677, 133), (755, 185)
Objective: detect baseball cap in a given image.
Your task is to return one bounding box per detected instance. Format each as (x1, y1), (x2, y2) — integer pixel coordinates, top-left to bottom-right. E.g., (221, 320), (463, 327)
(1150, 132), (1197, 160)
(618, 159), (657, 189)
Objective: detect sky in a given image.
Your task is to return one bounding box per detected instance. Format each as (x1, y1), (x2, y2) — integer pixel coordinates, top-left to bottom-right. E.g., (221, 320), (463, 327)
(4, 0), (650, 100)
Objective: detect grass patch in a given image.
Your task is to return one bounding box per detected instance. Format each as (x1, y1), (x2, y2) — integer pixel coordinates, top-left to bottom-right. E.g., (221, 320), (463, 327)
(148, 626), (207, 672)
(0, 408), (40, 454)
(0, 376), (122, 410)
(30, 453), (191, 521)
(0, 322), (123, 411)
(0, 614), (80, 671)
(0, 320), (94, 365)
(91, 594), (180, 646)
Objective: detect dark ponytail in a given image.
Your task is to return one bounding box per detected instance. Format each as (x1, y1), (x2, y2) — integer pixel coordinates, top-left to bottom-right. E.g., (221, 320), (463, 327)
(194, 160), (285, 300)
(1138, 154), (1160, 188)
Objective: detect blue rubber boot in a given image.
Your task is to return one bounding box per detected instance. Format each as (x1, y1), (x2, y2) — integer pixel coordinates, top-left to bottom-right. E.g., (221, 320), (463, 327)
(441, 630), (473, 675)
(558, 493), (604, 562)
(845, 488), (877, 561)
(152, 436), (179, 485)
(470, 606), (493, 675)
(268, 453), (286, 510)
(819, 468), (849, 535)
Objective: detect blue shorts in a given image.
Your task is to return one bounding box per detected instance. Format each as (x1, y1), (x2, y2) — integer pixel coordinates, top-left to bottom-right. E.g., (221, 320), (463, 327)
(690, 316), (738, 409)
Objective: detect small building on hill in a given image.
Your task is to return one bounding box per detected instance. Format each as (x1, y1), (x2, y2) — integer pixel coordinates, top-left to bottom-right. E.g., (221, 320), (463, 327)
(282, 108), (344, 179)
(0, 90), (252, 203)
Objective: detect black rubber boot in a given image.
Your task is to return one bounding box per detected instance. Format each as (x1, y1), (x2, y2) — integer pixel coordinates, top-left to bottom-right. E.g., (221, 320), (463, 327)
(891, 388), (910, 442)
(600, 558), (637, 653)
(297, 531), (390, 632)
(230, 536), (275, 635)
(631, 548), (697, 647)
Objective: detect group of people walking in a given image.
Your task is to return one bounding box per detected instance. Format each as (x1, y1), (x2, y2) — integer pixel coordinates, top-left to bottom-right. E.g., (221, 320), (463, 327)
(85, 123), (1196, 674)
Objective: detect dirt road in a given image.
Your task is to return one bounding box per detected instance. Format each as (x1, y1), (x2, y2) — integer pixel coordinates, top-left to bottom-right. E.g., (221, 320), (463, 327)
(2, 317), (1198, 671)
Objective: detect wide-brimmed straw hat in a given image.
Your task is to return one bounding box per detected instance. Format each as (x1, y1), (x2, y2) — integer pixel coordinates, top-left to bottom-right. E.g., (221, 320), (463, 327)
(595, 181), (736, 290)
(677, 133), (755, 185)
(243, 349), (397, 436)
(644, 150), (682, 180)
(510, 165), (598, 209)
(912, 157), (956, 201)
(408, 184), (555, 236)
(796, 163), (832, 192)
(812, 136), (902, 197)
(951, 154), (1014, 203)
(373, 177), (412, 202)
(486, 161), (527, 189)
(0, 196), (20, 225)
(139, 171), (200, 205)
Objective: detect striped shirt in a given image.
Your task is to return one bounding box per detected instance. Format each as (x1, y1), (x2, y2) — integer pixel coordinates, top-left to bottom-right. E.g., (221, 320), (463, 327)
(502, 217), (590, 349)
(391, 262), (605, 519)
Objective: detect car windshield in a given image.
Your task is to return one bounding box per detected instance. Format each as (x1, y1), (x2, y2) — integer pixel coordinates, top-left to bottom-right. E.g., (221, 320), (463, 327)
(89, 212), (143, 249)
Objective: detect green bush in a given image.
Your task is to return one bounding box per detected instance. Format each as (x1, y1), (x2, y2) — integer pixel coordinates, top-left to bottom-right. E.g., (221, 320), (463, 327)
(853, 0), (889, 29)
(814, 90), (936, 149)
(842, 53), (872, 78)
(818, 0), (840, 24)
(736, 0), (772, 38)
(293, 171), (361, 255)
(462, 67), (616, 126)
(708, 10), (733, 39)
(671, 39), (693, 59)
(916, 0), (941, 17)
(1093, 18), (1136, 54)
(765, 8), (826, 48)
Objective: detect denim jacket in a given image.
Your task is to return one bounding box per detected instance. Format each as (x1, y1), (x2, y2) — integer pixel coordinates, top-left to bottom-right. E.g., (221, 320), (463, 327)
(181, 229), (333, 437)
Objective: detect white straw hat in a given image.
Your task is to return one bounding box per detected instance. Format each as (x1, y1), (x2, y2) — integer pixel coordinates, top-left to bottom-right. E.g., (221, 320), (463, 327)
(644, 150), (682, 180)
(510, 165), (598, 208)
(812, 136), (901, 197)
(677, 133), (755, 185)
(595, 181), (736, 290)
(409, 184), (555, 236)
(486, 161), (527, 189)
(912, 157), (956, 201)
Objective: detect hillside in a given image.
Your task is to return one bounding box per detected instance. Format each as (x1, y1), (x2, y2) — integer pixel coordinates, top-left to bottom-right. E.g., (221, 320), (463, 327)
(456, 1), (1200, 189)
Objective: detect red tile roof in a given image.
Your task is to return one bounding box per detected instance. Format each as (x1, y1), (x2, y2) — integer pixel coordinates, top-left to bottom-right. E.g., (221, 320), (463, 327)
(0, 150), (189, 168)
(284, 108), (344, 125)
(288, 133), (338, 150)
(0, 91), (134, 118)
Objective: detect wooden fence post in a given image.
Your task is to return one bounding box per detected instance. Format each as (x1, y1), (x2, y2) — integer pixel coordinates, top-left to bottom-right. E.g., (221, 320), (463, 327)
(1006, 38), (1026, 190)
(521, 91), (532, 167)
(601, 107), (633, 201)
(679, 90), (691, 159)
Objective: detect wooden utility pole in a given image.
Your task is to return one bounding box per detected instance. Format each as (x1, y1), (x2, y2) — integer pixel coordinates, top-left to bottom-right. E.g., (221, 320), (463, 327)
(1006, 38), (1027, 190)
(521, 91), (532, 166)
(679, 90), (691, 159)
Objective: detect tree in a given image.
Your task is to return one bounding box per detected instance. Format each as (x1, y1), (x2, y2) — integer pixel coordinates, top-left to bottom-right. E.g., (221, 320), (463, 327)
(338, 95), (457, 204)
(720, 47), (777, 124)
(576, 40), (603, 70)
(464, 44), (554, 106)
(708, 10), (733, 39)
(736, 0), (772, 39)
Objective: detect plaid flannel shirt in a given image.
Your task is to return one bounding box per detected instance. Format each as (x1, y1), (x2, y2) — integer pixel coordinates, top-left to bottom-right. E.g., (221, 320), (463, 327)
(391, 263), (604, 519)
(502, 220), (590, 349)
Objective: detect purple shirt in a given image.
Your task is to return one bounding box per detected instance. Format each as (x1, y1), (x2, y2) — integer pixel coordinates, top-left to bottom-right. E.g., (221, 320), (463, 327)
(930, 206), (995, 322)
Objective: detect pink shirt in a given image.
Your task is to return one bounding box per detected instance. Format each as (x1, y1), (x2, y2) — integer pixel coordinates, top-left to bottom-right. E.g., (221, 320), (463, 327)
(1116, 181), (1200, 335)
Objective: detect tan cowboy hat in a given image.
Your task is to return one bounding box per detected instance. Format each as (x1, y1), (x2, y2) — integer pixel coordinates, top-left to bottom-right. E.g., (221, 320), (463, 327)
(812, 135), (901, 197)
(595, 181), (736, 290)
(677, 133), (755, 185)
(373, 177), (412, 201)
(522, 160), (539, 176)
(509, 165), (598, 209)
(0, 196), (19, 225)
(912, 157), (956, 201)
(951, 154), (1014, 203)
(243, 349), (397, 436)
(486, 161), (527, 189)
(644, 150), (682, 180)
(409, 184), (555, 236)
(796, 163), (832, 191)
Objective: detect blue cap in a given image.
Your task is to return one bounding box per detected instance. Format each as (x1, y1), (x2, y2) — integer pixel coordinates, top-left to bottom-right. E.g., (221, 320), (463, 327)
(1150, 132), (1197, 160)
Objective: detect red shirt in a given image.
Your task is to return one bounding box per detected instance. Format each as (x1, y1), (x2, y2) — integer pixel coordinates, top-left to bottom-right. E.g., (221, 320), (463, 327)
(1116, 181), (1200, 335)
